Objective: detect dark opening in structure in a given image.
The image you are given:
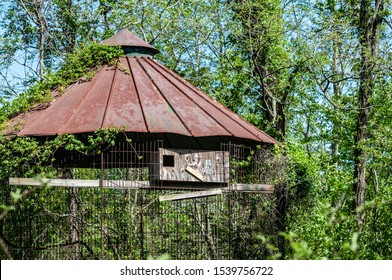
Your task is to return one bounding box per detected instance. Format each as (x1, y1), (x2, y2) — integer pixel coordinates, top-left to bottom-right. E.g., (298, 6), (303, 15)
(163, 155), (175, 167)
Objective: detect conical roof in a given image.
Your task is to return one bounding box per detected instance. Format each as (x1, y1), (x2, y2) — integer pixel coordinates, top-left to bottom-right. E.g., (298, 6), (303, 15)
(5, 30), (278, 148)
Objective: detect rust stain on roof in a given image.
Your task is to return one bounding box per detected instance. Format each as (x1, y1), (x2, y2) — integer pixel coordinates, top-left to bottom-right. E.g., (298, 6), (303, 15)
(4, 29), (278, 145)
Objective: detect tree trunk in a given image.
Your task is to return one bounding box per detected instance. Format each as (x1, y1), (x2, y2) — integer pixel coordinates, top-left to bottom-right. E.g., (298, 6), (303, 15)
(68, 187), (80, 259)
(354, 0), (383, 224)
(62, 0), (77, 53)
(331, 34), (341, 158)
(233, 0), (289, 141)
(16, 0), (47, 80)
(63, 169), (80, 259)
(38, 23), (45, 80)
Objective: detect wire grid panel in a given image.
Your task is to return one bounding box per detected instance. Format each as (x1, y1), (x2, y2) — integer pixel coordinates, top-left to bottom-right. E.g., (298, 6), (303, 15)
(1, 141), (274, 260)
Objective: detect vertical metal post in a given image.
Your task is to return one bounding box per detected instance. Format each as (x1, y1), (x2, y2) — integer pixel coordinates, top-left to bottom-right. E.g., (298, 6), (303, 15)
(222, 142), (233, 259)
(139, 143), (145, 259)
(228, 143), (233, 259)
(69, 188), (79, 259)
(139, 194), (145, 259)
(100, 152), (104, 259)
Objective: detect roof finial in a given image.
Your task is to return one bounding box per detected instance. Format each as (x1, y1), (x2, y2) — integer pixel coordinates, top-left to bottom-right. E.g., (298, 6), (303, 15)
(101, 28), (159, 57)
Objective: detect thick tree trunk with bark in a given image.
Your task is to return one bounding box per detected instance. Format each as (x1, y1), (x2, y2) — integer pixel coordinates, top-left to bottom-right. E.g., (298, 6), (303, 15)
(354, 0), (384, 224)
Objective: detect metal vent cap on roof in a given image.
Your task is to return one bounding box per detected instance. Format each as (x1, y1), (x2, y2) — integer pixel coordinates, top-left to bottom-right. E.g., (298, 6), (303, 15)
(101, 28), (159, 57)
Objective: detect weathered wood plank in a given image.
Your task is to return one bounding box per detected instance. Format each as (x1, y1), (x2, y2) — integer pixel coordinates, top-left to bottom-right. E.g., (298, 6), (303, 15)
(185, 166), (205, 181)
(231, 183), (274, 193)
(159, 188), (222, 202)
(9, 178), (149, 189)
(9, 178), (274, 193)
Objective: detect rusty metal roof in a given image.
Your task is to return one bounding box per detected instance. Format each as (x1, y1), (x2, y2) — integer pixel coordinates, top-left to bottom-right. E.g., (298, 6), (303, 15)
(5, 30), (278, 146)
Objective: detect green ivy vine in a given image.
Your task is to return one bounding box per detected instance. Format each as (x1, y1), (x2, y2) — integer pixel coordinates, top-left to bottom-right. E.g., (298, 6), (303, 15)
(0, 43), (123, 126)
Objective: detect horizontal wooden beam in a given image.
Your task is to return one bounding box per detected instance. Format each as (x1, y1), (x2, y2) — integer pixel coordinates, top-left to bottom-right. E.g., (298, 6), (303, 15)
(159, 184), (273, 201)
(159, 188), (222, 202)
(9, 178), (149, 189)
(9, 178), (274, 195)
(231, 183), (274, 193)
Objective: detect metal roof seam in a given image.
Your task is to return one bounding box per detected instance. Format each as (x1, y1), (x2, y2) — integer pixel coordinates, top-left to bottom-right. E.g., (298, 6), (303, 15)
(55, 71), (103, 135)
(126, 56), (150, 133)
(142, 57), (234, 138)
(136, 57), (195, 137)
(100, 63), (119, 129)
(149, 59), (243, 124)
(151, 59), (278, 144)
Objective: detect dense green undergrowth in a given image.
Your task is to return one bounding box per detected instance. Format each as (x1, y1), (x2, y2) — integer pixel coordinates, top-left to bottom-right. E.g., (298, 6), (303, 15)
(264, 143), (392, 260)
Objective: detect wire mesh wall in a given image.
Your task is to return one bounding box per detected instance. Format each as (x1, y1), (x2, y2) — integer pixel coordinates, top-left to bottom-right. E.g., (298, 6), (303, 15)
(1, 140), (276, 260)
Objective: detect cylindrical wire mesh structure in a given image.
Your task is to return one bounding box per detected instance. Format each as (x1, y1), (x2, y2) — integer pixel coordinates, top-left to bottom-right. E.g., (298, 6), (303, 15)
(2, 140), (276, 260)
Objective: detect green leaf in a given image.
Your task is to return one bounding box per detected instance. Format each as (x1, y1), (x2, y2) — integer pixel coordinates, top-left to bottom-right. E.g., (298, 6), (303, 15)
(10, 189), (22, 203)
